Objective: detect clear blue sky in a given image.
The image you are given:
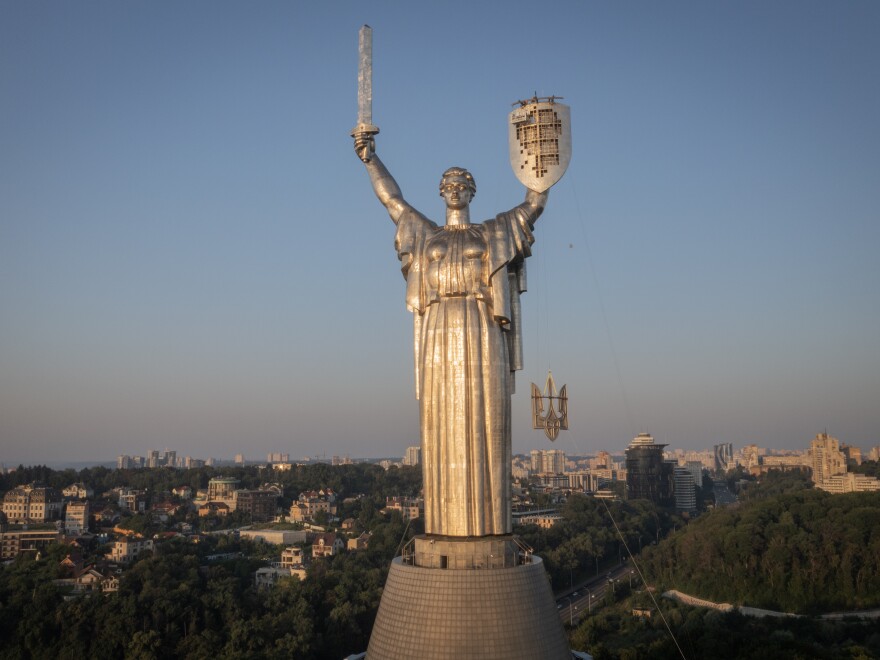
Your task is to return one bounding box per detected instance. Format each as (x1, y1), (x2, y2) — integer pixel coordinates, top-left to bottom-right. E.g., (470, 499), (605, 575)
(2, 1), (878, 464)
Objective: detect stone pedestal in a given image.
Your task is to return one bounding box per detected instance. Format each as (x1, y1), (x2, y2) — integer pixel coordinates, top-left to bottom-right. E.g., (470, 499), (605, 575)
(366, 535), (570, 659)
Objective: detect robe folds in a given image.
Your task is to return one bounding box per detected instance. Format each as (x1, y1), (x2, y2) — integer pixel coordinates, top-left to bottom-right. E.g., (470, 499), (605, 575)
(394, 203), (536, 536)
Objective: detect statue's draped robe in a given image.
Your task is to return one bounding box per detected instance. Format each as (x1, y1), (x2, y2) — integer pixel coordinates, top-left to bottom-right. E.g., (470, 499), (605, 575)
(395, 204), (536, 536)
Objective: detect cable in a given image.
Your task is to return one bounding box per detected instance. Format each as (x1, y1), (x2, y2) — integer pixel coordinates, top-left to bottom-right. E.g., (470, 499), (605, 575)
(566, 175), (637, 439)
(600, 498), (687, 660)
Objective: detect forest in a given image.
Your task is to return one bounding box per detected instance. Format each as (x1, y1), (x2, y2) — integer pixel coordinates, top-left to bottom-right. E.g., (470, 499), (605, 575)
(640, 470), (880, 614)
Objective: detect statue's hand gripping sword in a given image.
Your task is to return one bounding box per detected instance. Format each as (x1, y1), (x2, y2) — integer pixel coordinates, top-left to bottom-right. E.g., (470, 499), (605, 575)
(351, 24), (379, 163)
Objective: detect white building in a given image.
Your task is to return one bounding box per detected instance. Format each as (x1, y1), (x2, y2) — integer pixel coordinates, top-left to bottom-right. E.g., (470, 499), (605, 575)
(64, 501), (90, 535)
(110, 538), (154, 564)
(403, 446), (421, 466)
(816, 472), (880, 494)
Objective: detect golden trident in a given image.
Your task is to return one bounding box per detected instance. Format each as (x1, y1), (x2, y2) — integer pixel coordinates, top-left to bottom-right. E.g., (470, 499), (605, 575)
(531, 371), (568, 441)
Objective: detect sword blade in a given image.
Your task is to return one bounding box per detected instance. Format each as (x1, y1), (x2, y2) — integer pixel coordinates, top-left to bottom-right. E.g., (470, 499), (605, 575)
(357, 25), (372, 126)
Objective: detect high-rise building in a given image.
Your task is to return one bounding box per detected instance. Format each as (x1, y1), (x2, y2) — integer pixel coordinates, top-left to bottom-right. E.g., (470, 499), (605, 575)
(529, 449), (566, 475)
(164, 450), (177, 468)
(810, 432), (847, 484)
(146, 450), (160, 468)
(625, 433), (674, 506)
(684, 460), (704, 488)
(234, 453), (245, 465)
(713, 443), (734, 473)
(673, 467), (697, 513)
(403, 446), (421, 466)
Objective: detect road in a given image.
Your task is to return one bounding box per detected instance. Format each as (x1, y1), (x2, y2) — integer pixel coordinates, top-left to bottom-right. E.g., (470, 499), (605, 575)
(556, 563), (636, 625)
(712, 479), (737, 506)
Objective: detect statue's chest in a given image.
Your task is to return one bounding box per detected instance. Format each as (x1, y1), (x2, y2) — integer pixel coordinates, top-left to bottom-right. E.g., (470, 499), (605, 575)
(425, 227), (488, 294)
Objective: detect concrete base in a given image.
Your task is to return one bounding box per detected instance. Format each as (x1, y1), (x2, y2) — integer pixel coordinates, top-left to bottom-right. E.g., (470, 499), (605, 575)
(366, 536), (570, 659)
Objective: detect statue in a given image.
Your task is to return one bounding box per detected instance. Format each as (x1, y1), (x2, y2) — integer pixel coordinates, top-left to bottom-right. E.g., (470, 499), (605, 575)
(354, 134), (546, 536)
(352, 28), (569, 538)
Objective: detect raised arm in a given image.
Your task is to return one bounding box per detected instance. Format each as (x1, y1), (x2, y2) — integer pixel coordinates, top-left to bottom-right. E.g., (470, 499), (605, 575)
(520, 187), (549, 224)
(353, 131), (410, 225)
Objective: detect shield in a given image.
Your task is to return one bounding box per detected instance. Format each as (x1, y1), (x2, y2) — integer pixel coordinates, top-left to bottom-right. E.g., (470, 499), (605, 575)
(509, 97), (571, 192)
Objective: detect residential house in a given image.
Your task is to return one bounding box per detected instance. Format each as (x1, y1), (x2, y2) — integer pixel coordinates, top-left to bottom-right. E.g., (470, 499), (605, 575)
(311, 532), (344, 559)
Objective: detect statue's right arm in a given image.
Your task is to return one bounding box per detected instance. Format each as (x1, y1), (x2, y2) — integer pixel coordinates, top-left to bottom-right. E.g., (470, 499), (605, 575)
(354, 133), (409, 225)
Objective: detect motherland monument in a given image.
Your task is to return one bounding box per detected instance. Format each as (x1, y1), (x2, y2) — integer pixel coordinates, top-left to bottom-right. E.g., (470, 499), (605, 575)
(352, 25), (573, 659)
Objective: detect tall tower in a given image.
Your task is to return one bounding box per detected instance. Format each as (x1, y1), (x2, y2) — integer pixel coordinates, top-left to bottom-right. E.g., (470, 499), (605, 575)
(810, 432), (846, 484)
(625, 433), (674, 506)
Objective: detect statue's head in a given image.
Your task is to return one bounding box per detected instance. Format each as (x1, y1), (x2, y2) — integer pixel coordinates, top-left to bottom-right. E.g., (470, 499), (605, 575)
(439, 167), (476, 209)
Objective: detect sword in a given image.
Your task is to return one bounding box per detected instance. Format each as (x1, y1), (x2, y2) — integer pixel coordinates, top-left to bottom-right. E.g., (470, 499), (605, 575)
(351, 24), (379, 162)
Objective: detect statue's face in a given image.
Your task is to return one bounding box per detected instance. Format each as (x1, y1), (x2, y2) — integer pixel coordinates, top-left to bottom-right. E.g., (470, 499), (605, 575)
(440, 176), (473, 210)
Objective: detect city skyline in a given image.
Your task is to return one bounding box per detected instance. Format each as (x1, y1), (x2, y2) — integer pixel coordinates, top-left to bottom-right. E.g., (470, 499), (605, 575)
(2, 2), (880, 464)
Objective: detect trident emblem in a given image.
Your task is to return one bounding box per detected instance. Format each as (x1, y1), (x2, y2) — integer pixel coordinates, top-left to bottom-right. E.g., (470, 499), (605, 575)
(531, 371), (569, 441)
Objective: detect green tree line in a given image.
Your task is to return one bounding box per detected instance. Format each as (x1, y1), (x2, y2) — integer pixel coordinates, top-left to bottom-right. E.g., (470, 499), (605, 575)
(640, 471), (880, 614)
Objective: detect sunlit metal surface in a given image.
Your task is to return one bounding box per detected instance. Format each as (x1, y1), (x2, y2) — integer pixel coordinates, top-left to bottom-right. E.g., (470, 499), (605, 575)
(531, 371), (569, 441)
(509, 96), (571, 193)
(354, 87), (570, 536)
(351, 24), (379, 162)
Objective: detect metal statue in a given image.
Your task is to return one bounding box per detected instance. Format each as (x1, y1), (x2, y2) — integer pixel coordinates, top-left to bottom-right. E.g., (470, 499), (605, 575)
(353, 28), (570, 537)
(531, 371), (569, 441)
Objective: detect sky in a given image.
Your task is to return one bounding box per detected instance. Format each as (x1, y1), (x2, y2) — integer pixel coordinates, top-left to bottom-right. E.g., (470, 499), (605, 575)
(2, 1), (879, 465)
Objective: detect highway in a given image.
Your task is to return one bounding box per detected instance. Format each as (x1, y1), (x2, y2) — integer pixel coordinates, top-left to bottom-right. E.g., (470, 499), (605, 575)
(556, 562), (636, 625)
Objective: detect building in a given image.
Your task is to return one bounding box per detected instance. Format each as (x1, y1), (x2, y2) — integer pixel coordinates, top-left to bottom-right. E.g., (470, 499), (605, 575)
(683, 461), (704, 487)
(2, 483), (63, 523)
(281, 545), (307, 568)
(240, 529), (308, 545)
(530, 449), (566, 475)
(673, 467), (697, 513)
(384, 496), (422, 522)
(117, 488), (147, 514)
(64, 501), (90, 535)
(713, 443), (734, 473)
(625, 433), (674, 506)
(172, 485), (193, 499)
(816, 472), (880, 494)
(348, 532), (372, 551)
(110, 538), (154, 564)
(403, 445), (421, 466)
(312, 532), (344, 559)
(207, 477), (240, 503)
(198, 502), (230, 517)
(62, 483), (93, 499)
(290, 490), (336, 522)
(810, 432), (847, 484)
(841, 443), (862, 467)
(146, 450), (160, 468)
(516, 512), (563, 529)
(0, 528), (63, 560)
(233, 489), (278, 523)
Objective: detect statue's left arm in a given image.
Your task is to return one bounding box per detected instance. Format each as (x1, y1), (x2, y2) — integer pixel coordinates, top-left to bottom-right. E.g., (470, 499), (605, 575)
(519, 188), (549, 223)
